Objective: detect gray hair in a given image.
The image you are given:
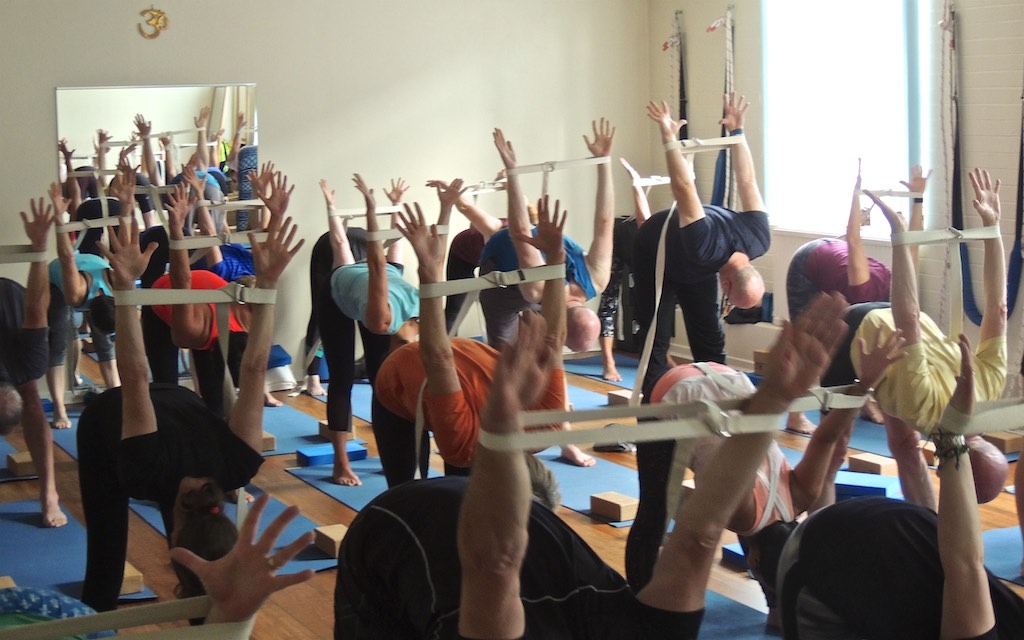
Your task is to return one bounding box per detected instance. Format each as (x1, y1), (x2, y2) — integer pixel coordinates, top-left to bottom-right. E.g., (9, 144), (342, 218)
(0, 383), (23, 436)
(524, 452), (561, 512)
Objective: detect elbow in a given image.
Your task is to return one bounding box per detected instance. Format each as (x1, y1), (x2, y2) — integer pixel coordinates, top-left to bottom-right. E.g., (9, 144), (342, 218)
(420, 344), (454, 370)
(458, 527), (528, 580)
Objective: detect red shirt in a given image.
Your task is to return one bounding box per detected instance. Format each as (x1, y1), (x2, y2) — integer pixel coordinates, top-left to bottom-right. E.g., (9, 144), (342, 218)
(151, 271), (245, 350)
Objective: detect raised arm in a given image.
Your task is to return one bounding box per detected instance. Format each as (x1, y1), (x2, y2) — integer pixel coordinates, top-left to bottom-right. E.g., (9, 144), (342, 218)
(398, 197), (460, 396)
(225, 112), (246, 172)
(583, 118), (616, 293)
(900, 165), (931, 267)
(195, 106), (212, 170)
(134, 114), (163, 186)
(50, 182), (89, 308)
(648, 101), (705, 227)
(97, 219), (160, 439)
(969, 168), (1006, 346)
(322, 178), (355, 269)
(936, 335), (995, 639)
(516, 196), (567, 370)
(845, 161), (871, 287)
(494, 129), (540, 268)
(21, 198), (56, 329)
(161, 134), (179, 184)
(637, 292), (849, 614)
(383, 178), (410, 264)
(95, 129), (112, 187)
(162, 183), (214, 349)
(427, 179), (504, 240)
(229, 186), (302, 453)
(57, 139), (83, 216)
(620, 157), (652, 226)
(458, 310), (556, 639)
(720, 93), (765, 213)
(353, 174), (392, 334)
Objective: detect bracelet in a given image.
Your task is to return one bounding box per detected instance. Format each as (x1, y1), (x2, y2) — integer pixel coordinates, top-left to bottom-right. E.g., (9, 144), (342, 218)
(852, 378), (874, 396)
(931, 430), (969, 469)
(913, 197), (924, 204)
(731, 128), (744, 136)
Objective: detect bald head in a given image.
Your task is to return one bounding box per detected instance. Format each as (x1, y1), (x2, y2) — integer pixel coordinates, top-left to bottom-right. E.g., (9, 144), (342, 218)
(565, 305), (600, 353)
(727, 265), (765, 310)
(0, 383), (22, 436)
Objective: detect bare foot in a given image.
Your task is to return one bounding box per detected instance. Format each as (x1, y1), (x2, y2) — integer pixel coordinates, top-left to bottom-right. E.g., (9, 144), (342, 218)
(560, 444), (596, 467)
(859, 397), (885, 424)
(602, 366), (623, 382)
(305, 384), (326, 397)
(785, 412), (817, 435)
(264, 392), (283, 407)
(333, 465), (362, 486)
(43, 498), (68, 528)
(50, 413), (72, 430)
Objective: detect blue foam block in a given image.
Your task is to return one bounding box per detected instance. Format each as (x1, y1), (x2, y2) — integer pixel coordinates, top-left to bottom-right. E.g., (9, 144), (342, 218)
(297, 441), (367, 466)
(834, 470), (904, 500)
(722, 542), (748, 571)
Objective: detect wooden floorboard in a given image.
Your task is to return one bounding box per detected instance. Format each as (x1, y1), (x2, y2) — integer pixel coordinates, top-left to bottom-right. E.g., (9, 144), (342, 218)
(2, 353), (1021, 636)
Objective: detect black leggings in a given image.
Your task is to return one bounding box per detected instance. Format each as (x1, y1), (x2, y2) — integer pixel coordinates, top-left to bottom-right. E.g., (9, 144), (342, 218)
(372, 395), (470, 487)
(304, 234), (334, 377)
(317, 269), (391, 433)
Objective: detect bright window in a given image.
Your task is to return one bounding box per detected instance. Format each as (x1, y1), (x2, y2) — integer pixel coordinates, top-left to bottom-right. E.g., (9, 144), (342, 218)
(763, 0), (925, 236)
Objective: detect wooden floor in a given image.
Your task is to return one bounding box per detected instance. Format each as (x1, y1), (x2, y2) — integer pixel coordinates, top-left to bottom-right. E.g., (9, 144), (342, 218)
(2, 354), (1022, 638)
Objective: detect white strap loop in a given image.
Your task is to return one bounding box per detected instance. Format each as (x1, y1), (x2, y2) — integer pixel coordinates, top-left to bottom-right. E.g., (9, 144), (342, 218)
(197, 199), (264, 211)
(860, 188), (924, 199)
(891, 225), (1000, 247)
(663, 134), (745, 153)
(365, 225), (448, 243)
(327, 205), (404, 219)
(418, 263), (565, 299)
(56, 216), (126, 234)
(0, 244), (47, 263)
(114, 283), (277, 307)
(169, 231), (268, 250)
(505, 155), (610, 177)
(934, 398), (1024, 436)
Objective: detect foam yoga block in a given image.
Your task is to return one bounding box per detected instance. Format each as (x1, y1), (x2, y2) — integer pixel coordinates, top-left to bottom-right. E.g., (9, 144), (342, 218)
(297, 442), (367, 466)
(120, 562), (144, 595)
(314, 524), (349, 558)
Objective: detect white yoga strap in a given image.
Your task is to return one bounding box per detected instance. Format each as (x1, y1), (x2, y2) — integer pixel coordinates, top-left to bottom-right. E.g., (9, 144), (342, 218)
(935, 397), (1024, 436)
(68, 169), (120, 178)
(0, 244), (47, 263)
(890, 225), (1001, 247)
(169, 231), (268, 250)
(505, 155), (611, 196)
(663, 134), (745, 153)
(630, 205), (675, 406)
(419, 263), (566, 299)
(0, 595), (254, 640)
(462, 180), (506, 198)
(197, 199), (263, 211)
(328, 205), (404, 219)
(142, 127), (203, 140)
(56, 215), (126, 234)
(365, 225), (448, 243)
(861, 188), (924, 199)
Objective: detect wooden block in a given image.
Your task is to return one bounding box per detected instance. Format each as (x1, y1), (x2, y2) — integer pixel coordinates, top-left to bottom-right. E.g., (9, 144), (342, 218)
(314, 524), (349, 558)
(920, 440), (937, 466)
(847, 452), (899, 476)
(608, 389), (641, 406)
(120, 561), (144, 595)
(982, 431), (1023, 454)
(6, 451), (35, 477)
(753, 349), (770, 375)
(0, 576), (15, 589)
(319, 420), (352, 441)
(262, 431), (277, 452)
(590, 492), (639, 522)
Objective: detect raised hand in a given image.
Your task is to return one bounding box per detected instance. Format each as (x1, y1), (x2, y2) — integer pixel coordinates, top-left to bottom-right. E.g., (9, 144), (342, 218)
(57, 139), (74, 163)
(319, 179), (336, 209)
(97, 218), (159, 290)
(758, 293), (848, 407)
(863, 190), (907, 234)
(968, 168), (1001, 227)
(48, 181), (71, 218)
(647, 100), (686, 141)
(117, 144), (138, 167)
(169, 494), (314, 624)
(583, 118), (616, 157)
(351, 173), (377, 230)
(432, 178), (465, 210)
(383, 178), (409, 205)
(258, 172), (294, 222)
(719, 92), (749, 131)
(165, 183), (194, 237)
(398, 203), (445, 281)
(248, 161), (276, 197)
(134, 114), (152, 137)
(235, 111), (247, 131)
(482, 310), (557, 430)
(95, 129), (112, 151)
(182, 165), (206, 196)
(250, 216), (304, 289)
(21, 198), (56, 251)
(493, 129), (517, 169)
(855, 328), (908, 390)
(900, 164), (932, 196)
(108, 159), (139, 206)
(194, 106), (211, 130)
(517, 196), (566, 262)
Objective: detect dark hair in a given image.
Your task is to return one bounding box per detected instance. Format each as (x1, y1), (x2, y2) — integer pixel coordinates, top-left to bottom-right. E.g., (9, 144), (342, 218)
(0, 383), (22, 436)
(171, 482), (237, 603)
(134, 173), (154, 213)
(74, 166), (100, 199)
(88, 294), (116, 335)
(739, 520), (800, 609)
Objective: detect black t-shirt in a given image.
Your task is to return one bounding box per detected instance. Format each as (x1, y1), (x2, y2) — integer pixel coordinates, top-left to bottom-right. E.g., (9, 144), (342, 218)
(0, 278), (48, 385)
(786, 497), (1024, 639)
(634, 207), (771, 284)
(337, 476), (704, 639)
(83, 384), (264, 508)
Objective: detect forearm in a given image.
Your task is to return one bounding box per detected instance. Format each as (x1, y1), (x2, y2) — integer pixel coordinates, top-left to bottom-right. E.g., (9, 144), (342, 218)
(57, 239), (87, 307)
(197, 130), (210, 168)
(164, 146), (179, 183)
(982, 235), (1006, 313)
(790, 406), (857, 510)
(23, 260), (51, 329)
(327, 215), (354, 268)
(142, 139), (162, 186)
(845, 209), (870, 287)
(363, 245), (392, 334)
(115, 302), (158, 439)
(909, 200), (924, 266)
(457, 200), (503, 240)
(631, 184), (652, 225)
(540, 261), (567, 360)
(660, 138), (704, 225)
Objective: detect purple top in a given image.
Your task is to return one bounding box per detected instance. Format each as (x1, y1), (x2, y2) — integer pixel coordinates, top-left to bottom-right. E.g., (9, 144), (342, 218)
(806, 239), (891, 304)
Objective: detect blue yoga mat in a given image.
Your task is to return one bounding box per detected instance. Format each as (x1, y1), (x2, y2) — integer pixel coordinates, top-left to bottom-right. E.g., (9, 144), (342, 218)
(127, 489), (336, 574)
(0, 437), (37, 483)
(307, 382), (375, 424)
(562, 353), (639, 389)
(49, 405), (83, 460)
(0, 500), (156, 602)
(566, 384), (613, 411)
(982, 526), (1024, 586)
(535, 446), (639, 516)
(287, 457), (440, 513)
(261, 404), (330, 456)
(703, 590), (772, 638)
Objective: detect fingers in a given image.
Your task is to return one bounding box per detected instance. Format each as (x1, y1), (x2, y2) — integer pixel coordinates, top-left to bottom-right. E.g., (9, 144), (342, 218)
(272, 531), (315, 569)
(239, 494), (270, 546)
(255, 504), (302, 556)
(273, 568), (315, 591)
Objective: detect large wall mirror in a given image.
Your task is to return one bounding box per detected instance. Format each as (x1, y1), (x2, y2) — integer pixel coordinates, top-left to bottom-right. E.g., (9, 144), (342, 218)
(55, 84), (256, 180)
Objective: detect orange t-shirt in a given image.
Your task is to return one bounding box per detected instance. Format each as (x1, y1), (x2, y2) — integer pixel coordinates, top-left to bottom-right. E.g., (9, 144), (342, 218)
(375, 337), (567, 467)
(151, 271), (245, 350)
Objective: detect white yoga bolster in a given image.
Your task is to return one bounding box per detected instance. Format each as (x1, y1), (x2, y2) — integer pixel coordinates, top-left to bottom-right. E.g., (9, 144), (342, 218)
(0, 244), (47, 263)
(663, 134), (745, 153)
(365, 225), (448, 242)
(0, 595), (253, 640)
(418, 263), (566, 299)
(890, 225), (1001, 247)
